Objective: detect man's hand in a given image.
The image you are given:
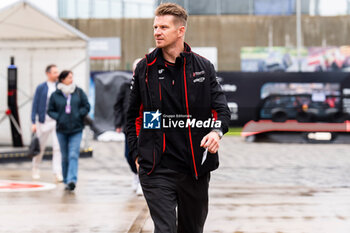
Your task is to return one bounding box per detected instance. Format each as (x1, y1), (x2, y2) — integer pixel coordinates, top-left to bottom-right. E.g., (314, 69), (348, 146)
(116, 127), (122, 133)
(32, 124), (37, 133)
(200, 131), (220, 153)
(135, 156), (140, 172)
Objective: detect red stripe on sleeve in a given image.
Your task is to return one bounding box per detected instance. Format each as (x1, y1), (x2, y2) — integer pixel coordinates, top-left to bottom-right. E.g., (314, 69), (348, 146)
(135, 103), (143, 137)
(211, 109), (218, 121)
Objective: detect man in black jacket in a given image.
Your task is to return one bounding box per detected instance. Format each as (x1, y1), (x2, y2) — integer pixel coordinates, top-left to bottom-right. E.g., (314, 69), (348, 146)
(126, 3), (230, 233)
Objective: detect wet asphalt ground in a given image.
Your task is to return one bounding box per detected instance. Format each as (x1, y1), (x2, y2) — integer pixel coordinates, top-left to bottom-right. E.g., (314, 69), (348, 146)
(1, 135), (350, 233)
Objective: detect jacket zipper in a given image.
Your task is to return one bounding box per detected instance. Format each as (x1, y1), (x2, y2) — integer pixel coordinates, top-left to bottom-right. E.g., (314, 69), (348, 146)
(183, 57), (199, 180)
(159, 81), (166, 153)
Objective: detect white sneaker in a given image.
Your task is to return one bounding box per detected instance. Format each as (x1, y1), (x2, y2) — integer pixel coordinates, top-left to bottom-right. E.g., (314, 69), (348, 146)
(132, 174), (139, 192)
(55, 173), (63, 183)
(32, 169), (40, 180)
(136, 183), (143, 196)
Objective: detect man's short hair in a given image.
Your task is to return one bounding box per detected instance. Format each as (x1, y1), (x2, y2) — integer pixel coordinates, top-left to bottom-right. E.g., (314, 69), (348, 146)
(46, 64), (56, 73)
(155, 3), (188, 26)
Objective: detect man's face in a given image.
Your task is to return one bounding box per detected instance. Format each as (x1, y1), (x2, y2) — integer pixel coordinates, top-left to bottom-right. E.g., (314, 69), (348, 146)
(153, 15), (184, 49)
(47, 66), (59, 82)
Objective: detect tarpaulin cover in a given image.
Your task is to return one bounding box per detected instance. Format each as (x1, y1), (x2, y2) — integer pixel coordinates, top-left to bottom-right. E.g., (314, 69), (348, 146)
(93, 71), (132, 135)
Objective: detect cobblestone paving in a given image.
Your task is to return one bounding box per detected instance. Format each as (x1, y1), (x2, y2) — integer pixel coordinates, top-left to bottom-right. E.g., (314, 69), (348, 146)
(218, 137), (350, 187)
(143, 137), (350, 233)
(1, 136), (350, 232)
(0, 140), (145, 233)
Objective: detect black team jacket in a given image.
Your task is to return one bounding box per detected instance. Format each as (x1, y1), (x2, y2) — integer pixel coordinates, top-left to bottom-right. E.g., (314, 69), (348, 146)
(126, 43), (230, 179)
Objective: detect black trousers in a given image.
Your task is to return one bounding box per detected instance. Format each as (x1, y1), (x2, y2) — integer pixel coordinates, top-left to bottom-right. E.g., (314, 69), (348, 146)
(139, 166), (210, 233)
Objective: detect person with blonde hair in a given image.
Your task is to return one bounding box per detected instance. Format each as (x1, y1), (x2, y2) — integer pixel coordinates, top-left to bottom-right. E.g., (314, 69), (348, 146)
(126, 3), (230, 232)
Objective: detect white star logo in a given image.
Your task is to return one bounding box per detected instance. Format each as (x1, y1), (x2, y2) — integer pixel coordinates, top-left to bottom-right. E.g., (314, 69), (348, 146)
(151, 110), (161, 122)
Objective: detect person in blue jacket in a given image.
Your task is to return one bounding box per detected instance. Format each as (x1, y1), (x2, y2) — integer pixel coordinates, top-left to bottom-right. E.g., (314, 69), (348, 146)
(31, 64), (62, 181)
(48, 70), (90, 191)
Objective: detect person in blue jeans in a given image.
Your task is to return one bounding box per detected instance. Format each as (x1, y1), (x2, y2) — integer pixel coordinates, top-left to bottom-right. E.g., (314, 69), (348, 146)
(48, 70), (90, 191)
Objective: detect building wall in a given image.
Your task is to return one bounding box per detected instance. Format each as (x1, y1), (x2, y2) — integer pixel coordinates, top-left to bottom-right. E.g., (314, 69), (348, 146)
(65, 15), (350, 71)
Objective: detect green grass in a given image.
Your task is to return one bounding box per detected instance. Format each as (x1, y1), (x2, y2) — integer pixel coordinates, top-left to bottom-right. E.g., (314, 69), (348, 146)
(226, 127), (242, 136)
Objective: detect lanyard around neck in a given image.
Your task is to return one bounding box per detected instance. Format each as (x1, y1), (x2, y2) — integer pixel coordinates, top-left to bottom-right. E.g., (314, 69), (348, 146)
(64, 93), (72, 114)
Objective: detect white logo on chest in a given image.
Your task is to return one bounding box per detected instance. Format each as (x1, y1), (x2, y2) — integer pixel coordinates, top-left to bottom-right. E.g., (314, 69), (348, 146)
(193, 77), (205, 83)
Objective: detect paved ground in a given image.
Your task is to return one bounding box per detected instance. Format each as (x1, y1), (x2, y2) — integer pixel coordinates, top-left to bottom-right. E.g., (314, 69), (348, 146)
(1, 135), (350, 232)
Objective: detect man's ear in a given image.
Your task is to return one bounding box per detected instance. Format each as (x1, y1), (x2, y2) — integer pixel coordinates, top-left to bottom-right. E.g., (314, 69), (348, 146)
(178, 26), (186, 37)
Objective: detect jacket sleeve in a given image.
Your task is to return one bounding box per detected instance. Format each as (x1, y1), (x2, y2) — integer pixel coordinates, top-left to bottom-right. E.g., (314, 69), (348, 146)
(31, 86), (40, 124)
(114, 82), (126, 128)
(209, 63), (231, 134)
(126, 65), (143, 162)
(47, 94), (59, 120)
(78, 89), (91, 117)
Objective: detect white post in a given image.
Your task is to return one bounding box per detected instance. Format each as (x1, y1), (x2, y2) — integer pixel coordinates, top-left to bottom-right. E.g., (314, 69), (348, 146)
(296, 0), (302, 72)
(216, 0), (221, 15)
(249, 0), (253, 15)
(74, 0), (78, 18)
(184, 0), (189, 12)
(108, 0), (111, 18)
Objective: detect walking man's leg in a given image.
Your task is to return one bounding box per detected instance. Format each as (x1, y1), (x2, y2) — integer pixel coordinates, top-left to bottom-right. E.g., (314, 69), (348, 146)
(50, 121), (62, 180)
(139, 167), (177, 233)
(32, 123), (50, 179)
(177, 173), (210, 233)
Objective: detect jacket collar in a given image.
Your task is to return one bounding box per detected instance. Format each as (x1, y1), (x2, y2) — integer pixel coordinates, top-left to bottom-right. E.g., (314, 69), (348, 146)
(145, 42), (192, 67)
(142, 43), (192, 110)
